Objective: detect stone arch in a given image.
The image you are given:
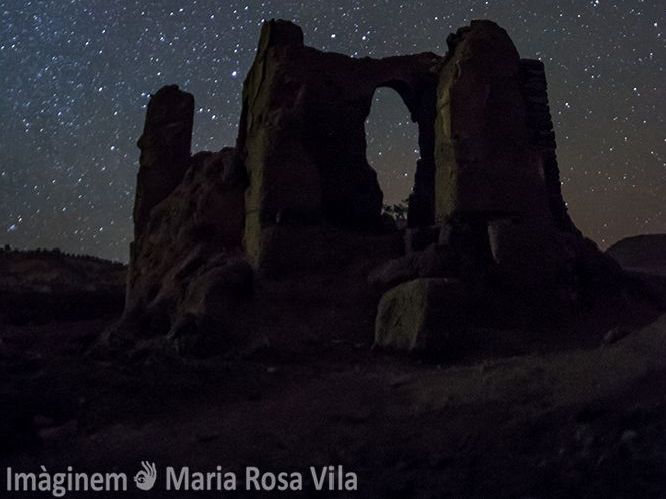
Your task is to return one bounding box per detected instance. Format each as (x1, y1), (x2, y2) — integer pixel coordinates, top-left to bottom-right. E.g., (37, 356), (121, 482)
(235, 20), (441, 268)
(381, 79), (415, 109)
(364, 85), (420, 219)
(374, 76), (437, 228)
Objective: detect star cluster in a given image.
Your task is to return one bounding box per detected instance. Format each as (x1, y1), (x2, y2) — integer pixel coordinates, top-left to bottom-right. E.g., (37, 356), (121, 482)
(1, 0), (664, 261)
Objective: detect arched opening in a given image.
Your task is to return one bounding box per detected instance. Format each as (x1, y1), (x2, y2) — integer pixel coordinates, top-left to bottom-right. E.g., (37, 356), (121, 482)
(365, 87), (420, 225)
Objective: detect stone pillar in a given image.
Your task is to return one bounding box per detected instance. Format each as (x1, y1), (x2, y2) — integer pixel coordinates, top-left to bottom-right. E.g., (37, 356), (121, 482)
(237, 20), (386, 271)
(434, 21), (551, 224)
(133, 85), (194, 237)
(126, 85), (194, 312)
(236, 21), (323, 269)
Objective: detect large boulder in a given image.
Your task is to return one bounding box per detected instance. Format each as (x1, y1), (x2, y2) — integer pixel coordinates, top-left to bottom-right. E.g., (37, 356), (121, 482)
(374, 278), (476, 352)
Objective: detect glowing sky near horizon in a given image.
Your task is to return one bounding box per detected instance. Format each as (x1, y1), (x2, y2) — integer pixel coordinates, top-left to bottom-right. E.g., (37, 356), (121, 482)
(1, 0), (664, 261)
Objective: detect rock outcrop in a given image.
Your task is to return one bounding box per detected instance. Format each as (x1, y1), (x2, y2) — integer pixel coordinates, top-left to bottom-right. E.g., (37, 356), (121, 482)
(113, 94), (252, 356)
(435, 22), (550, 222)
(237, 20), (441, 270)
(108, 19), (650, 358)
(133, 85), (195, 236)
(375, 278), (474, 352)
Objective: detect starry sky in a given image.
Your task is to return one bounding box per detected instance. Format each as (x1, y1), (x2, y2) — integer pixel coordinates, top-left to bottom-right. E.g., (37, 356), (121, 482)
(1, 0), (664, 262)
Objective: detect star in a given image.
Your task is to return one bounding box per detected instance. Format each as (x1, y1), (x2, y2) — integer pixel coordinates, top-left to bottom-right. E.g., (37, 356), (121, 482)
(0, 0), (663, 260)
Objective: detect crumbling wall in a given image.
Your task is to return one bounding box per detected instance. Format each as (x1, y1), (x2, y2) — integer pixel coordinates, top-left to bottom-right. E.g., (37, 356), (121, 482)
(118, 88), (251, 356)
(111, 19), (633, 359)
(434, 21), (552, 223)
(237, 20), (441, 270)
(132, 85), (194, 236)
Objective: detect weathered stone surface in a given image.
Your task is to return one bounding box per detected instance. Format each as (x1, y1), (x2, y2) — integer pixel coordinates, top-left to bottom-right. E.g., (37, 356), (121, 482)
(120, 145), (250, 356)
(405, 225), (440, 253)
(434, 21), (551, 223)
(237, 20), (441, 269)
(255, 225), (403, 277)
(133, 85), (194, 236)
(486, 217), (629, 315)
(374, 278), (472, 352)
(111, 19), (647, 360)
(487, 219), (578, 300)
(166, 258), (253, 356)
(368, 243), (459, 291)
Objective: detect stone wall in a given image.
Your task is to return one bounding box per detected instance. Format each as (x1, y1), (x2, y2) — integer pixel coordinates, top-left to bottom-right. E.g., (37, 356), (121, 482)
(237, 20), (441, 270)
(133, 85), (194, 237)
(434, 21), (552, 224)
(112, 19), (633, 358)
(118, 89), (251, 356)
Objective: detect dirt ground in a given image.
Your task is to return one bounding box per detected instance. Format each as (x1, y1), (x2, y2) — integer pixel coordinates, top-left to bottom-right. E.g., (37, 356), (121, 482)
(2, 256), (666, 499)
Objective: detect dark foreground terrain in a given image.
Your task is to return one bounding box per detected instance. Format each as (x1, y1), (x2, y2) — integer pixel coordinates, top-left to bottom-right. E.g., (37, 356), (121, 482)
(0, 248), (125, 325)
(2, 240), (666, 498)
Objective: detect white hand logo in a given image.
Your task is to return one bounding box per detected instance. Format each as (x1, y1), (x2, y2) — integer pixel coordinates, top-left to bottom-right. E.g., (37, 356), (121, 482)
(133, 461), (157, 491)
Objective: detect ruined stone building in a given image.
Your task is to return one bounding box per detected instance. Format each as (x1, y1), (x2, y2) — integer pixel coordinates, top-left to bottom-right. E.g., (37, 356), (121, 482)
(109, 20), (633, 356)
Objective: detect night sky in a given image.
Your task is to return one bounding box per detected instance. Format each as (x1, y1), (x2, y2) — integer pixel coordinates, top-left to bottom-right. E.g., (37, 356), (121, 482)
(1, 1), (664, 262)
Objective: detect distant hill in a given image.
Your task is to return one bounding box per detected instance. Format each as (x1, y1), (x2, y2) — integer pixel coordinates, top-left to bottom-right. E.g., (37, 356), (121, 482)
(0, 247), (126, 324)
(606, 234), (666, 275)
